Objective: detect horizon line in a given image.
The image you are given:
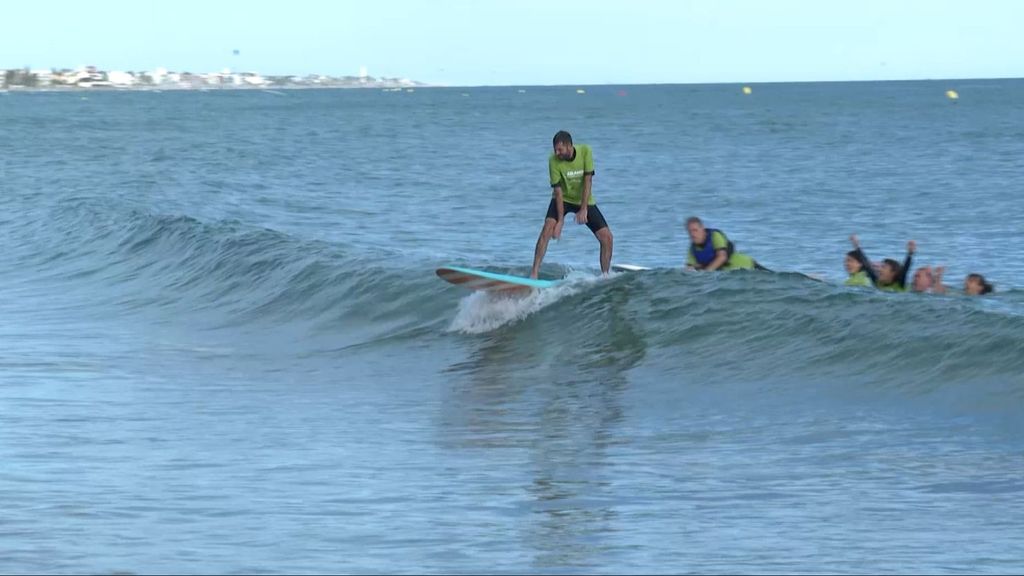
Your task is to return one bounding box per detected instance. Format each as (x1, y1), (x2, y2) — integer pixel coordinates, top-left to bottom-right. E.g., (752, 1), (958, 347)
(430, 75), (1024, 89)
(5, 65), (1022, 88)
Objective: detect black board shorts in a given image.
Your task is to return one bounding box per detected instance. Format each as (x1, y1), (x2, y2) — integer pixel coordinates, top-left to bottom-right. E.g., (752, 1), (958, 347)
(545, 199), (609, 234)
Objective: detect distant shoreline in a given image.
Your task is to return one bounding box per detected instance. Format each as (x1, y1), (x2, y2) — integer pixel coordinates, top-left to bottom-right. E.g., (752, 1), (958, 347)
(0, 83), (430, 93)
(3, 75), (1021, 94)
(1, 67), (430, 92)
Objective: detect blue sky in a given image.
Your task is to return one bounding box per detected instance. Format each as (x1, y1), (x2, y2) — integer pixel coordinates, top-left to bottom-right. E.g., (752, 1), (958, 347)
(4, 0), (1023, 85)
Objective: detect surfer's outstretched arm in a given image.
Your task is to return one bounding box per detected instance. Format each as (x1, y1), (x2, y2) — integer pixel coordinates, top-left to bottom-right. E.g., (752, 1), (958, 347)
(896, 240), (916, 290)
(849, 235), (879, 285)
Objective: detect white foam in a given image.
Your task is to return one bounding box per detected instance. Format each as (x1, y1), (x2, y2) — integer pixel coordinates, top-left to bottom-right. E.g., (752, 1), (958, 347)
(447, 270), (601, 334)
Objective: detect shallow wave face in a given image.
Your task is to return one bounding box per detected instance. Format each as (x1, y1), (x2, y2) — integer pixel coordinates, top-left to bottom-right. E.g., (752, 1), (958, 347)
(5, 197), (455, 350)
(20, 197), (1024, 391)
(441, 268), (1024, 395)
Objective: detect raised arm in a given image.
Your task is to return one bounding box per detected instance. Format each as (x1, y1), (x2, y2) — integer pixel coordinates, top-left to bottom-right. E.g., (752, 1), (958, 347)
(897, 240), (916, 289)
(850, 235), (879, 285)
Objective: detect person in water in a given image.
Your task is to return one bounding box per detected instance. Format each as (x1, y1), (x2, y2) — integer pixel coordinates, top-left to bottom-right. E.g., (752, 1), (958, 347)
(914, 269), (993, 295)
(905, 266), (995, 296)
(911, 266), (949, 294)
(530, 131), (613, 278)
(844, 245), (875, 287)
(964, 273), (994, 295)
(685, 217), (762, 271)
(847, 235), (915, 291)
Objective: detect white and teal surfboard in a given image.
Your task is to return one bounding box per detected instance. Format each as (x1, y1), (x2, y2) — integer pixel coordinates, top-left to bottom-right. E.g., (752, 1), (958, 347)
(436, 266), (560, 292)
(438, 263), (655, 292)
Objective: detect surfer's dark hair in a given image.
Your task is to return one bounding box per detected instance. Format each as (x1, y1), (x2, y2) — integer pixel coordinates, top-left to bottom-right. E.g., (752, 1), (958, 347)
(552, 131), (573, 147)
(882, 258), (901, 275)
(967, 273), (994, 294)
(686, 217), (704, 227)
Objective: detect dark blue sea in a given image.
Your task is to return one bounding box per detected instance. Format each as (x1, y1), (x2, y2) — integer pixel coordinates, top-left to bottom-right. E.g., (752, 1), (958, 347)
(1, 81), (1023, 574)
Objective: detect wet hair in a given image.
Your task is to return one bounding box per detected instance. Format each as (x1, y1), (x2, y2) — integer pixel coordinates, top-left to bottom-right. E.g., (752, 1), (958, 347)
(967, 273), (994, 294)
(882, 258), (902, 277)
(552, 131), (573, 147)
(846, 250), (864, 271)
(686, 217), (704, 227)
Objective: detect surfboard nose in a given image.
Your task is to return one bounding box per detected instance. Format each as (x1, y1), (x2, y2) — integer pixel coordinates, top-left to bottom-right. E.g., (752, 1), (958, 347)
(436, 266), (558, 292)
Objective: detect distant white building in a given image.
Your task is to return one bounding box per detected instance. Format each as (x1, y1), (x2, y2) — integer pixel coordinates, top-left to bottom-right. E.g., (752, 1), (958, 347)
(31, 69), (53, 86)
(66, 69), (90, 84)
(68, 66), (108, 87)
(359, 66), (368, 83)
(199, 68), (227, 86)
(107, 71), (137, 86)
(149, 67), (169, 85)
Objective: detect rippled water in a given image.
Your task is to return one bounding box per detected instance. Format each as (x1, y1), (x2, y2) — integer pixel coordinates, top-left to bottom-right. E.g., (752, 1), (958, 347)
(1, 82), (1022, 573)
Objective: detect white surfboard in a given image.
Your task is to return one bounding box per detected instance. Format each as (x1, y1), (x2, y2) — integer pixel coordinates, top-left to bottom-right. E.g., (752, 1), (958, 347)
(611, 263), (652, 272)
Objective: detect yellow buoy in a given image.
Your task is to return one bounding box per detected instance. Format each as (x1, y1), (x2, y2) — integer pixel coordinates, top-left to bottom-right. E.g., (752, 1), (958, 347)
(742, 86), (752, 95)
(946, 90), (959, 100)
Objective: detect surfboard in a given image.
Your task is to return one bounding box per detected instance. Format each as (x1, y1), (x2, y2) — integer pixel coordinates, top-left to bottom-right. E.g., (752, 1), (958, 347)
(611, 263), (652, 272)
(436, 266), (560, 292)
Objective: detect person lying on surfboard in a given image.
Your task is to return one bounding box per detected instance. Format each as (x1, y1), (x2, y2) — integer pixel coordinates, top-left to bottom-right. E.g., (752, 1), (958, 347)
(684, 217), (764, 271)
(529, 131), (614, 279)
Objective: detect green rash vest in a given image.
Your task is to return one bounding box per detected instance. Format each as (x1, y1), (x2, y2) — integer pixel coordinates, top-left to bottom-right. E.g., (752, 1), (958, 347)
(877, 283), (908, 293)
(845, 271), (874, 287)
(549, 144), (596, 206)
(687, 230), (756, 270)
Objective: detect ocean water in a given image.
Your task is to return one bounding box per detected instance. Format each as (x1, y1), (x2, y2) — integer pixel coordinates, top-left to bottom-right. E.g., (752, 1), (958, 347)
(1, 82), (1023, 574)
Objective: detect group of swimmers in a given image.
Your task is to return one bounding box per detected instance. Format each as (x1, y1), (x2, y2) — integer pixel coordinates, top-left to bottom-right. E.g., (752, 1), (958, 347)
(530, 131), (994, 295)
(843, 234), (993, 295)
(686, 221), (995, 295)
